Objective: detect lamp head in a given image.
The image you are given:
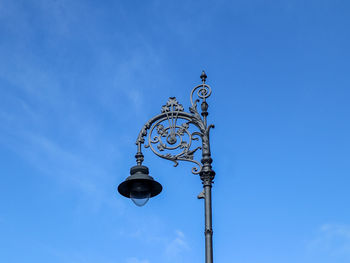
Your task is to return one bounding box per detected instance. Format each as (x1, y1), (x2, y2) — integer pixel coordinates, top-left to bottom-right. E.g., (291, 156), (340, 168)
(118, 165), (162, 207)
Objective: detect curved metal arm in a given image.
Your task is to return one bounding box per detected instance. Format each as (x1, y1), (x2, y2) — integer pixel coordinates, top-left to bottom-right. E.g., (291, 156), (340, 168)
(134, 71), (214, 176)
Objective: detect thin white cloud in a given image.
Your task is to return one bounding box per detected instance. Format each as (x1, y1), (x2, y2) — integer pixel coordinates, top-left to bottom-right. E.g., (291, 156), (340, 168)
(0, 2), (166, 211)
(308, 224), (350, 260)
(119, 218), (191, 262)
(126, 257), (150, 263)
(0, 0), (167, 218)
(4, 131), (121, 210)
(164, 230), (190, 259)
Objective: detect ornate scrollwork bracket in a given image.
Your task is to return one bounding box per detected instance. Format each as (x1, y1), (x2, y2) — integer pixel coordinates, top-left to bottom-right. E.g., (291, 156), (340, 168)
(135, 71), (215, 182)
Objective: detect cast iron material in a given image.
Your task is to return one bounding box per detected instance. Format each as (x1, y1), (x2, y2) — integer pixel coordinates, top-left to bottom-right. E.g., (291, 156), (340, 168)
(118, 165), (162, 199)
(119, 71), (215, 263)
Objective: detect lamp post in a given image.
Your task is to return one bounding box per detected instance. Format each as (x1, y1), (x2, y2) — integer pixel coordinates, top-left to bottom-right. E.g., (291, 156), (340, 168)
(118, 71), (215, 263)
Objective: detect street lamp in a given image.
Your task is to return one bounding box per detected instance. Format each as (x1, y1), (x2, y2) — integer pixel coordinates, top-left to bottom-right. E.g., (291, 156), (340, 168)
(118, 71), (216, 263)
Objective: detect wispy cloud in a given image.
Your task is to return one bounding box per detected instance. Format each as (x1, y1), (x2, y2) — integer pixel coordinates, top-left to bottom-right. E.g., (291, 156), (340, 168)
(119, 217), (190, 262)
(307, 224), (350, 260)
(165, 230), (190, 259)
(0, 55), (125, 213)
(0, 0), (166, 212)
(126, 257), (150, 263)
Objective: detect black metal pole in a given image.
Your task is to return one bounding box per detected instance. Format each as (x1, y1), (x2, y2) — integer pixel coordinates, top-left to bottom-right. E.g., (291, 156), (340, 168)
(204, 183), (213, 263)
(199, 79), (215, 262)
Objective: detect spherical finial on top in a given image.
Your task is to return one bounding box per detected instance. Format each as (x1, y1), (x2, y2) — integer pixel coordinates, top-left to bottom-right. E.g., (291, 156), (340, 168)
(200, 70), (207, 83)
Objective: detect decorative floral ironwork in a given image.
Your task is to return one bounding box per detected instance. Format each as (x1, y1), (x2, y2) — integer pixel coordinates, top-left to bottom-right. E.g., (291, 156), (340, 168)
(135, 71), (214, 176)
(142, 97), (202, 174)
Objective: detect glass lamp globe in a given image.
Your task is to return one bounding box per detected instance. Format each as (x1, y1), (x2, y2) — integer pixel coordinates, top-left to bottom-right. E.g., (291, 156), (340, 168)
(130, 181), (151, 207)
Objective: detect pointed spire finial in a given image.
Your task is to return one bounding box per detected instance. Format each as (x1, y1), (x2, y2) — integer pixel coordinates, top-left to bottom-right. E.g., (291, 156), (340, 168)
(200, 70), (207, 83)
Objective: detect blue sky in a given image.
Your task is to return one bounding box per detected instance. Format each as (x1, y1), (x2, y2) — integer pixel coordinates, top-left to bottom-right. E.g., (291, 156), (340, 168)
(0, 0), (349, 262)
